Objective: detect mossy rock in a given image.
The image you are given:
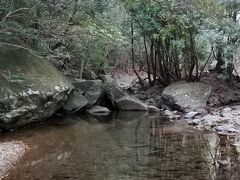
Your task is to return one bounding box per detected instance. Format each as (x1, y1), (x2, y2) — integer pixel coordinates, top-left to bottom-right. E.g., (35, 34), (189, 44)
(0, 44), (73, 129)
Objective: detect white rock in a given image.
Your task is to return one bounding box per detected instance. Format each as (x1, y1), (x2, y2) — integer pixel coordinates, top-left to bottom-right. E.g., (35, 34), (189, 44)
(222, 107), (232, 113)
(87, 106), (111, 116)
(55, 86), (61, 91)
(184, 112), (199, 119)
(148, 106), (161, 113)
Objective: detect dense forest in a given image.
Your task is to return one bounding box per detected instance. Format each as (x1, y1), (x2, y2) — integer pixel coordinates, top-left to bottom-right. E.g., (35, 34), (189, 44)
(0, 0), (239, 86)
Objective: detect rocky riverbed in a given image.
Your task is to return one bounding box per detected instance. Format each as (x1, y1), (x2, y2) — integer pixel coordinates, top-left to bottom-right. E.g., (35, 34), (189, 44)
(187, 106), (240, 135)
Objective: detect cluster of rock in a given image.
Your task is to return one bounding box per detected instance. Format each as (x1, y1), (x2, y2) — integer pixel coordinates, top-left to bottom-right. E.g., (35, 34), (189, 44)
(0, 44), (160, 129)
(187, 106), (240, 135)
(62, 77), (153, 116)
(133, 81), (212, 117)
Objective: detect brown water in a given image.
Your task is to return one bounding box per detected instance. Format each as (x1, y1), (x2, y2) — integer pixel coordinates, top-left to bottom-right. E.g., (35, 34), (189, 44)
(1, 112), (240, 180)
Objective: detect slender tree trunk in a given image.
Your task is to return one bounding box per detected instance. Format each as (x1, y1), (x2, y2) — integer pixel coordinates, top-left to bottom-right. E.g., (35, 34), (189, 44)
(144, 36), (152, 85)
(131, 14), (144, 87)
(215, 44), (225, 73)
(150, 40), (156, 86)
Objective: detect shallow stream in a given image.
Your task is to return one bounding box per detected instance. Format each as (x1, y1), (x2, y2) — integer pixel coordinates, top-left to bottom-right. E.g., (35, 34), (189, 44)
(1, 112), (240, 180)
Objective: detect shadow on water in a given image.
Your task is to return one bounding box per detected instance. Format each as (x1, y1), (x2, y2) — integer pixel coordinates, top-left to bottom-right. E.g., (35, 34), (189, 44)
(1, 112), (240, 180)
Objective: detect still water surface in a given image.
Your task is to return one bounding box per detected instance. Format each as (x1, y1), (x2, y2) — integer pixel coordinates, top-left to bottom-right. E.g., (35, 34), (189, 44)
(1, 112), (240, 180)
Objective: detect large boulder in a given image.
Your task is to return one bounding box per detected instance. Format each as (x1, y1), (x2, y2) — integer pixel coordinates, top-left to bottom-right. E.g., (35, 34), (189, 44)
(63, 90), (88, 113)
(116, 95), (148, 111)
(163, 82), (212, 110)
(73, 80), (104, 106)
(102, 82), (126, 109)
(0, 44), (73, 129)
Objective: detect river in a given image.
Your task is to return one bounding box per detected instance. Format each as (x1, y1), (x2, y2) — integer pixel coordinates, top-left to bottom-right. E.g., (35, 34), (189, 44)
(1, 112), (240, 180)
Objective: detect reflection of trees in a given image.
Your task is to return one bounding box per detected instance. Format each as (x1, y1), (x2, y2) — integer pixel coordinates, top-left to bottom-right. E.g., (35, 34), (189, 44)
(215, 135), (240, 180)
(7, 113), (240, 180)
(142, 116), (221, 180)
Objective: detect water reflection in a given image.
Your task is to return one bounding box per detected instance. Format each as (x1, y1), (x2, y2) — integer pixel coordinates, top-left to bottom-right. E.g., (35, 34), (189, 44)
(1, 112), (240, 180)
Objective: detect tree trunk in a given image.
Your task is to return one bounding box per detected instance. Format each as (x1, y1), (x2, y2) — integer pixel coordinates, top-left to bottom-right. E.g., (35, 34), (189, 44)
(131, 14), (144, 87)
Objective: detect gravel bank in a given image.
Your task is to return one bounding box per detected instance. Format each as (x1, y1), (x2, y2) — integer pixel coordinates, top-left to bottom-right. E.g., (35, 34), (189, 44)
(0, 141), (27, 179)
(187, 105), (240, 136)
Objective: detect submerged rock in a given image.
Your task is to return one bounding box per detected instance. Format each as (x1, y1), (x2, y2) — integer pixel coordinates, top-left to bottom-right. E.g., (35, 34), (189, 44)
(0, 44), (73, 129)
(87, 106), (111, 116)
(163, 82), (212, 110)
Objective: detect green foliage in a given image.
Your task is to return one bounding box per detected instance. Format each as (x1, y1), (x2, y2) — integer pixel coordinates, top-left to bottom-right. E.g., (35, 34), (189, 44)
(0, 0), (129, 74)
(121, 0), (240, 83)
(0, 0), (239, 81)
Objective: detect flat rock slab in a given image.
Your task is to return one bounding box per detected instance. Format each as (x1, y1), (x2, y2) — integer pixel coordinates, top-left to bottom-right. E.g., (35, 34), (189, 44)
(0, 141), (27, 179)
(163, 82), (212, 110)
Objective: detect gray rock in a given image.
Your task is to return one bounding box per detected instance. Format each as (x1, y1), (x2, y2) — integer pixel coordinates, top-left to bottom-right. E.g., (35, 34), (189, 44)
(0, 44), (73, 129)
(163, 82), (212, 110)
(214, 125), (238, 134)
(222, 107), (232, 113)
(196, 108), (208, 116)
(63, 90), (88, 113)
(148, 106), (161, 113)
(87, 106), (111, 116)
(202, 114), (220, 122)
(164, 110), (175, 116)
(103, 82), (126, 109)
(73, 80), (104, 106)
(158, 94), (183, 111)
(116, 95), (148, 111)
(145, 98), (155, 105)
(184, 112), (199, 119)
